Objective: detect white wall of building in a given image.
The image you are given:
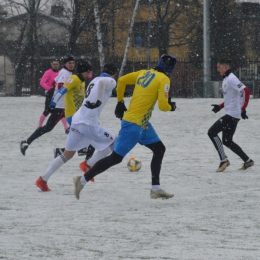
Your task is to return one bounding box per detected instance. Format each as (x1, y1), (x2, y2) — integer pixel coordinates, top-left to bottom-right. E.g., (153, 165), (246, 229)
(0, 55), (14, 96)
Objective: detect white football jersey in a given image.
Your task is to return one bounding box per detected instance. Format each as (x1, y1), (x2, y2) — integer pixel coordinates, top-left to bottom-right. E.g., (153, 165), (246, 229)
(222, 72), (245, 119)
(72, 76), (116, 126)
(54, 68), (72, 109)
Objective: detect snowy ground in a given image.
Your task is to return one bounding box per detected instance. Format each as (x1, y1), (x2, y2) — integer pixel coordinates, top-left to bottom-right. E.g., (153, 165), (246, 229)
(0, 96), (259, 260)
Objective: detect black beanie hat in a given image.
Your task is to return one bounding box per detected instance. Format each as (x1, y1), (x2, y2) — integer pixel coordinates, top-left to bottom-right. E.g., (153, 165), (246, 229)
(77, 61), (92, 73)
(103, 63), (117, 75)
(63, 55), (75, 64)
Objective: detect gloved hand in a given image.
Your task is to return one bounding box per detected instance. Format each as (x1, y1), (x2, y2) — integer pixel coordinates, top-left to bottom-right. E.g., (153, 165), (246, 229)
(241, 110), (248, 119)
(211, 104), (221, 113)
(169, 102), (176, 111)
(115, 101), (127, 120)
(49, 105), (55, 113)
(84, 100), (102, 109)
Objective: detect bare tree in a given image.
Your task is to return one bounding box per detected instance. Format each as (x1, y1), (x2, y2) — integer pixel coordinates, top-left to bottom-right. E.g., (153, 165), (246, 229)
(119, 0), (140, 77)
(151, 0), (202, 56)
(93, 0), (105, 68)
(0, 0), (51, 95)
(65, 0), (93, 55)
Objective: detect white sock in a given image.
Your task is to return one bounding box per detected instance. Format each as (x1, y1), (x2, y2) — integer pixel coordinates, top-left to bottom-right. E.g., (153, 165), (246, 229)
(80, 176), (87, 185)
(151, 185), (161, 191)
(87, 146), (112, 167)
(42, 155), (67, 182)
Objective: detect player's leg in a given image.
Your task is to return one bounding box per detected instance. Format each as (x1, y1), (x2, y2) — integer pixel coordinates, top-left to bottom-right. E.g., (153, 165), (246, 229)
(79, 141), (114, 173)
(37, 93), (51, 128)
(35, 153), (71, 192)
(208, 115), (229, 172)
(141, 122), (173, 199)
(61, 117), (69, 133)
(77, 145), (94, 156)
(73, 121), (140, 199)
(29, 108), (64, 142)
(35, 127), (84, 191)
(222, 115), (254, 170)
(20, 109), (64, 155)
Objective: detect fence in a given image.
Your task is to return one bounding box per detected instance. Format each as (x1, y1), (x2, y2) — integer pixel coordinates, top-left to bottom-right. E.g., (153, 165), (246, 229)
(126, 58), (204, 98)
(1, 56), (260, 98)
(193, 81), (255, 98)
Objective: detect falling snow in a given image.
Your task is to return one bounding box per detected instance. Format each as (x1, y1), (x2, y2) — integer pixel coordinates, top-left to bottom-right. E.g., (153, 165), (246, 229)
(1, 96), (260, 259)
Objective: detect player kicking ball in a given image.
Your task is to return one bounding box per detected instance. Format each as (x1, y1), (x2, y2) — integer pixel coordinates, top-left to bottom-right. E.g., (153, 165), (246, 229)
(73, 54), (177, 200)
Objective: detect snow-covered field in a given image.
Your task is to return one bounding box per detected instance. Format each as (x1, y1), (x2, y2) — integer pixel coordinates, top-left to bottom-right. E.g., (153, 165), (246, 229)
(1, 96), (259, 260)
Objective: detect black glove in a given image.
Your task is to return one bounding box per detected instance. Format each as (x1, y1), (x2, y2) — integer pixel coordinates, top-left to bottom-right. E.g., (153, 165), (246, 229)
(49, 105), (55, 113)
(169, 102), (176, 111)
(211, 104), (221, 113)
(84, 100), (102, 109)
(241, 110), (248, 119)
(115, 101), (127, 120)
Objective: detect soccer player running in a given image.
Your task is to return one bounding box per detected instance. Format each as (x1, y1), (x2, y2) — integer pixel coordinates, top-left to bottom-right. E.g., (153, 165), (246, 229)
(35, 63), (118, 191)
(20, 56), (75, 155)
(37, 59), (69, 133)
(208, 58), (254, 172)
(73, 54), (177, 200)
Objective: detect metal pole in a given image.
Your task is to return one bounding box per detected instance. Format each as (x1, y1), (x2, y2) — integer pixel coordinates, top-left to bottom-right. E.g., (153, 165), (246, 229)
(203, 0), (211, 96)
(147, 0), (152, 68)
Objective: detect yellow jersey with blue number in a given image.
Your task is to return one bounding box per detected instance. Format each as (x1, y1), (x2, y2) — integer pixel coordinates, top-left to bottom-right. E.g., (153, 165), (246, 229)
(117, 69), (172, 129)
(63, 75), (85, 118)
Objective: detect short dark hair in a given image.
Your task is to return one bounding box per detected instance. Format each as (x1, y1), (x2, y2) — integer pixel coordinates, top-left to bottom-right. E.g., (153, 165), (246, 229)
(63, 55), (75, 64)
(51, 59), (59, 63)
(103, 63), (117, 75)
(77, 60), (91, 73)
(218, 58), (231, 67)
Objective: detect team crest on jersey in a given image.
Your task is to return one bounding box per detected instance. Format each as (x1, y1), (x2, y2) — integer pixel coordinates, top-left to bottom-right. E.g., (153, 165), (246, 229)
(164, 84), (170, 92)
(65, 78), (73, 84)
(164, 84), (169, 98)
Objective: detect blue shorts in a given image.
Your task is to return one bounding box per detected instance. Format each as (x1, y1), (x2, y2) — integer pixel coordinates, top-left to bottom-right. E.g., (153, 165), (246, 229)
(114, 120), (160, 157)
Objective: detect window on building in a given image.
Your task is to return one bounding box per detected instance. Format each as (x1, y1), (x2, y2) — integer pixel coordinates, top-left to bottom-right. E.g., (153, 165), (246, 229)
(132, 22), (158, 48)
(50, 5), (64, 17)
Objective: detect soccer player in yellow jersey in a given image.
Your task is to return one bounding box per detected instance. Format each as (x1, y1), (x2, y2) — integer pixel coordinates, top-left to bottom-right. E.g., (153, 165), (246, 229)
(73, 54), (177, 200)
(51, 60), (92, 125)
(35, 61), (91, 191)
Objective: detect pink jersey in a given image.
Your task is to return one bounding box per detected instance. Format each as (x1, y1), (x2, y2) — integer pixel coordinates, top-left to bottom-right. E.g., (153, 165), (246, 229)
(40, 69), (59, 91)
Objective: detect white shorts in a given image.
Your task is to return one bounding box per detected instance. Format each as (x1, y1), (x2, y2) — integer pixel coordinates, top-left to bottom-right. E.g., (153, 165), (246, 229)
(65, 123), (115, 152)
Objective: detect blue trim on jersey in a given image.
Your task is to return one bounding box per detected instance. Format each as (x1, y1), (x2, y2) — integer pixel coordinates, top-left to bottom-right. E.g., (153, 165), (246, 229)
(114, 120), (160, 157)
(100, 73), (112, 77)
(51, 86), (68, 106)
(66, 116), (72, 125)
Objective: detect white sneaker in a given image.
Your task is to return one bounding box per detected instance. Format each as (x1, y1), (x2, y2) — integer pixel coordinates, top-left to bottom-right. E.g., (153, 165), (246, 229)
(73, 176), (84, 200)
(150, 189), (174, 199)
